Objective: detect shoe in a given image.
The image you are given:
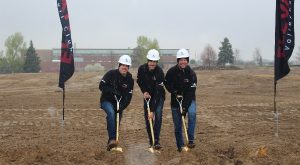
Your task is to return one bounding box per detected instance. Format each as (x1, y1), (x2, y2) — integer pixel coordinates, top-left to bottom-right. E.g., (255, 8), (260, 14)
(154, 143), (162, 150)
(177, 146), (189, 152)
(177, 147), (182, 152)
(187, 142), (195, 148)
(107, 140), (117, 151)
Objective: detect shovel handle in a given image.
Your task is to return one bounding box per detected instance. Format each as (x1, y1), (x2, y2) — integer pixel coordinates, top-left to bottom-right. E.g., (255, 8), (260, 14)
(176, 95), (189, 144)
(145, 98), (155, 146)
(114, 95), (122, 142)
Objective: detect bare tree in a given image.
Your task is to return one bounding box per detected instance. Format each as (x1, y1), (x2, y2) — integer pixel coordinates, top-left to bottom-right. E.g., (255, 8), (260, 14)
(201, 44), (217, 68)
(233, 49), (240, 64)
(253, 48), (263, 66)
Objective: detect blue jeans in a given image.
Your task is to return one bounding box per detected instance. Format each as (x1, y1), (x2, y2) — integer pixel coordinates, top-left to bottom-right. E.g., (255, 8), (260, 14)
(100, 101), (123, 143)
(171, 100), (196, 148)
(144, 98), (164, 145)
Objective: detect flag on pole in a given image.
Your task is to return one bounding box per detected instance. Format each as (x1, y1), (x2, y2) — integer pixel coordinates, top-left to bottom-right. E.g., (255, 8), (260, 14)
(275, 0), (295, 81)
(57, 0), (74, 88)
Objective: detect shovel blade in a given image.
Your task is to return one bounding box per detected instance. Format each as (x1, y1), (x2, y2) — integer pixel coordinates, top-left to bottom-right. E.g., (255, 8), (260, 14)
(148, 147), (155, 153)
(182, 146), (189, 152)
(148, 147), (160, 154)
(110, 147), (123, 152)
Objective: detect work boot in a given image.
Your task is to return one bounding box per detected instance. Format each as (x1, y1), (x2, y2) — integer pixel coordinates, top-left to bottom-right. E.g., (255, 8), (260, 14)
(177, 146), (188, 152)
(154, 143), (162, 150)
(177, 147), (182, 152)
(187, 142), (195, 148)
(107, 140), (117, 151)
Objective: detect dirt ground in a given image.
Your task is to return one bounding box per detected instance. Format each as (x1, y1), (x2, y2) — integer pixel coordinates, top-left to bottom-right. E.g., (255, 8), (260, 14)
(0, 67), (300, 165)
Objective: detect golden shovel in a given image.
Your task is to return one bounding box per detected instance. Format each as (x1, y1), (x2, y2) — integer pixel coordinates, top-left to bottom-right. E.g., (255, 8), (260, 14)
(145, 98), (160, 153)
(110, 95), (123, 152)
(176, 95), (189, 152)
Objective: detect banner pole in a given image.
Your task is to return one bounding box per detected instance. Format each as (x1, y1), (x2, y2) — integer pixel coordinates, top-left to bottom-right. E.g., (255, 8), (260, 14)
(61, 87), (65, 144)
(63, 88), (65, 120)
(274, 79), (279, 137)
(57, 0), (74, 146)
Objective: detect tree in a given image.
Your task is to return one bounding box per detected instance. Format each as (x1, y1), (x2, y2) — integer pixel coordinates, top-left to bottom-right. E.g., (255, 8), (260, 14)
(148, 38), (159, 50)
(132, 35), (160, 67)
(201, 44), (217, 68)
(253, 48), (263, 66)
(23, 40), (41, 73)
(190, 59), (196, 65)
(0, 51), (9, 73)
(233, 49), (241, 64)
(4, 32), (27, 73)
(132, 46), (146, 67)
(217, 37), (234, 66)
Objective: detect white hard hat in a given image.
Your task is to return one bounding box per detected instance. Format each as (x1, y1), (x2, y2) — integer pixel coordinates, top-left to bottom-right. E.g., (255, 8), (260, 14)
(146, 49), (160, 61)
(176, 48), (190, 59)
(118, 55), (132, 66)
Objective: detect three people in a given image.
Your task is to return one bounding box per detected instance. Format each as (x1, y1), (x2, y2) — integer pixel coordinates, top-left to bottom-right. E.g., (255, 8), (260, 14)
(165, 48), (197, 152)
(137, 49), (165, 150)
(99, 55), (134, 151)
(99, 48), (197, 152)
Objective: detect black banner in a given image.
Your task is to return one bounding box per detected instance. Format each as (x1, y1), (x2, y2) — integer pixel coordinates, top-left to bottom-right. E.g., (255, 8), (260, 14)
(57, 0), (74, 88)
(275, 0), (295, 81)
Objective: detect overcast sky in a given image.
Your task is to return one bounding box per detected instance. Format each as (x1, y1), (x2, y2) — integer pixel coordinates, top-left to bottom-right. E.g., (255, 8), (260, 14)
(0, 0), (299, 61)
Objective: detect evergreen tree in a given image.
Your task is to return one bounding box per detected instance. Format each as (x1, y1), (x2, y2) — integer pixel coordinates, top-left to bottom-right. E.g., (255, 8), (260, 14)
(23, 40), (40, 73)
(217, 37), (234, 66)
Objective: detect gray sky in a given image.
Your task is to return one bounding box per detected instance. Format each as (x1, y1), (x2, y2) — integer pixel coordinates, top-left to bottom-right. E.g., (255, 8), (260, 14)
(0, 0), (299, 61)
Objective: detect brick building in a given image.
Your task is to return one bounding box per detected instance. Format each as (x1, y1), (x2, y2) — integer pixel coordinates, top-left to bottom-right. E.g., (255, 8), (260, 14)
(36, 49), (181, 72)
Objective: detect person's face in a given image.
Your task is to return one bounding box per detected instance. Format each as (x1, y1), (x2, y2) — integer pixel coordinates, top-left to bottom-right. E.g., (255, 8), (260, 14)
(178, 58), (188, 69)
(147, 60), (158, 70)
(119, 64), (129, 75)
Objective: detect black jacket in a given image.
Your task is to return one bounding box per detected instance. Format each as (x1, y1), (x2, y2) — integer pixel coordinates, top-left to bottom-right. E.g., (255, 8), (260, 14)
(165, 65), (197, 109)
(99, 69), (134, 111)
(137, 63), (165, 112)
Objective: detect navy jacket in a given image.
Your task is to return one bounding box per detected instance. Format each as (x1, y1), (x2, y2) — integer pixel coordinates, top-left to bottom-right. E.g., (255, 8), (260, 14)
(137, 63), (165, 112)
(99, 69), (134, 111)
(165, 65), (197, 109)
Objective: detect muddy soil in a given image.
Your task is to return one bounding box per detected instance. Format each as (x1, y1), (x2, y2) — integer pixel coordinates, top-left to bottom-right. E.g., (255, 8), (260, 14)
(0, 68), (300, 164)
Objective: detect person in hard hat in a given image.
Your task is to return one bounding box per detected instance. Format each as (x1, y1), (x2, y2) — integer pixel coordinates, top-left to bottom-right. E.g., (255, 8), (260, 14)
(165, 48), (197, 152)
(137, 49), (165, 150)
(99, 55), (134, 151)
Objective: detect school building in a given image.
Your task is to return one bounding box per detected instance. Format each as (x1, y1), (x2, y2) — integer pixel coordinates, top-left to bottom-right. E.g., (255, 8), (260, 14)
(36, 49), (181, 72)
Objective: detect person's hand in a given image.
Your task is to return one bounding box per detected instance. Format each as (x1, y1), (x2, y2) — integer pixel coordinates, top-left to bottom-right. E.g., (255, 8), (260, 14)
(181, 107), (187, 117)
(144, 92), (151, 99)
(148, 111), (154, 120)
(115, 108), (121, 113)
(173, 91), (183, 99)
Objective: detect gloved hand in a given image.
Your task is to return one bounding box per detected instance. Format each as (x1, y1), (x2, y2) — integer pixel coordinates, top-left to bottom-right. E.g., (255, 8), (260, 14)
(181, 107), (187, 117)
